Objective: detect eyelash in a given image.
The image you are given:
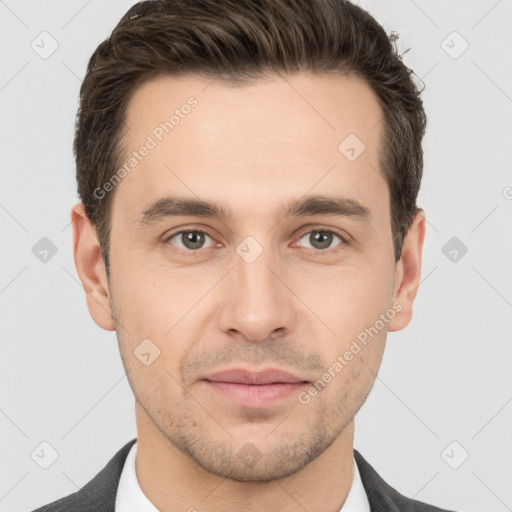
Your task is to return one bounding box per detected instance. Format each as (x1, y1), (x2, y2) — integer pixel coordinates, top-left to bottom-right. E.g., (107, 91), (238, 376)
(163, 227), (348, 256)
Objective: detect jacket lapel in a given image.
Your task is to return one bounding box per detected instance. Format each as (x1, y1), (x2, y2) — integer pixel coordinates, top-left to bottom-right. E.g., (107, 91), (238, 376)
(354, 449), (454, 511)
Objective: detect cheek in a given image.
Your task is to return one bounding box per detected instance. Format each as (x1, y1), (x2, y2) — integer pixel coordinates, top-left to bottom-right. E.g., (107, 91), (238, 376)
(111, 261), (193, 333)
(294, 261), (393, 393)
(111, 267), (208, 375)
(300, 261), (395, 335)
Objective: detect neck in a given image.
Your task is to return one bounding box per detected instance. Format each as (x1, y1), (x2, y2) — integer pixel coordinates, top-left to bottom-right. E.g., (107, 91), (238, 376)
(134, 401), (355, 512)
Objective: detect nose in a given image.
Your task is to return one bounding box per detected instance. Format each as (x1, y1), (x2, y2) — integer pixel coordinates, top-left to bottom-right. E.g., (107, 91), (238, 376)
(217, 243), (296, 343)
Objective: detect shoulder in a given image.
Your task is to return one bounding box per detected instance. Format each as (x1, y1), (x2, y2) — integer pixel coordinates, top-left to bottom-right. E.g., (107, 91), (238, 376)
(30, 438), (136, 512)
(354, 449), (458, 512)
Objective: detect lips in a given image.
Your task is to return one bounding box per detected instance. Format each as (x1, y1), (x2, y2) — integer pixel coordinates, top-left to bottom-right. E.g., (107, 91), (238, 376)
(198, 368), (311, 407)
(200, 368), (309, 385)
(197, 367), (310, 407)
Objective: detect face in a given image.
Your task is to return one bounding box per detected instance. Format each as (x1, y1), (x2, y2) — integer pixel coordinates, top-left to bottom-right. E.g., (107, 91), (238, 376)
(74, 72), (424, 482)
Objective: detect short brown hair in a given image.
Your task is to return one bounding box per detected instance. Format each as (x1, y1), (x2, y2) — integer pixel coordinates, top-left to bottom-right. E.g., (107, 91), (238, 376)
(75, 0), (427, 276)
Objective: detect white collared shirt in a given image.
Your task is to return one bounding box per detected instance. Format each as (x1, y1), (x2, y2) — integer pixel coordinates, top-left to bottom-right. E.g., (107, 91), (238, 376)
(115, 441), (370, 511)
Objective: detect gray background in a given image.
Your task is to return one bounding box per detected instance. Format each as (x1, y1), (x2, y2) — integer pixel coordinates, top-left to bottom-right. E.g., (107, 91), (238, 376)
(1, 1), (511, 511)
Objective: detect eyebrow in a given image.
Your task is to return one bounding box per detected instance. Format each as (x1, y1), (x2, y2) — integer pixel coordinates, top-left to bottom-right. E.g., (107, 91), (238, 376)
(137, 194), (370, 226)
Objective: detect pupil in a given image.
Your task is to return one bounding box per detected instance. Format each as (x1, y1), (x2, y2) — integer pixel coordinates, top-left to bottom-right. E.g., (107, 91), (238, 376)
(311, 231), (332, 249)
(184, 232), (204, 250)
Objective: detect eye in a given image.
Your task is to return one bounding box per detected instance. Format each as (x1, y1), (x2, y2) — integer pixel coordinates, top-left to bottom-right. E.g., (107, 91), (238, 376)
(165, 229), (216, 252)
(296, 229), (346, 253)
(163, 227), (347, 255)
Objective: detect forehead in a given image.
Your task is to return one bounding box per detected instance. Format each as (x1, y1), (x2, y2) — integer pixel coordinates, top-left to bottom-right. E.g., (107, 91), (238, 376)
(113, 72), (386, 224)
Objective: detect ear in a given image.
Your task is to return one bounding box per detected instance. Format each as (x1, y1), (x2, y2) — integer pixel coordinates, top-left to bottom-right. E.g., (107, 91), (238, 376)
(387, 208), (426, 332)
(71, 203), (115, 331)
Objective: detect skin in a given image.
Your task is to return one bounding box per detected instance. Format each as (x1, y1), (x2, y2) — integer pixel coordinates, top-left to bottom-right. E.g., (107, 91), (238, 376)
(72, 72), (425, 512)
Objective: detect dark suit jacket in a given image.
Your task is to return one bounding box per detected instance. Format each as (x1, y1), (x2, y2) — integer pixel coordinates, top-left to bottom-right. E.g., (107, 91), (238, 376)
(31, 438), (456, 511)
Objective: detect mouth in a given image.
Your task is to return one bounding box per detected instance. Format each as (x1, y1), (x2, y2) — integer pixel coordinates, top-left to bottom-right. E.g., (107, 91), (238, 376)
(199, 368), (310, 407)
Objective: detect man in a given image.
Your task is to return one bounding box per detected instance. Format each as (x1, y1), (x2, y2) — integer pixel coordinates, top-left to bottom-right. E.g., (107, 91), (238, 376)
(32, 0), (458, 510)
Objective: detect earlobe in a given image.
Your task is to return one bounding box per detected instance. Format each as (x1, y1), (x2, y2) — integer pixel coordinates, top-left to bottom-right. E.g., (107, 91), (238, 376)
(71, 203), (116, 331)
(387, 209), (426, 332)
